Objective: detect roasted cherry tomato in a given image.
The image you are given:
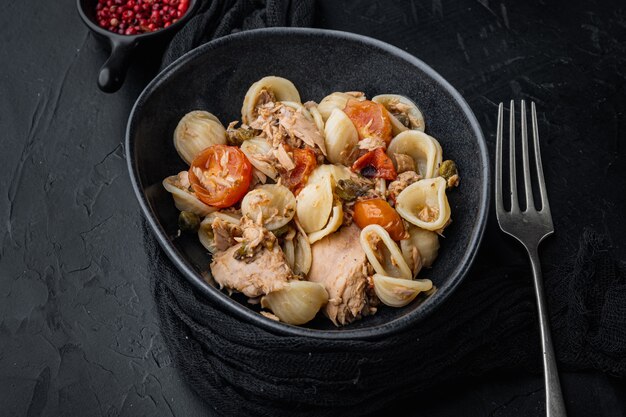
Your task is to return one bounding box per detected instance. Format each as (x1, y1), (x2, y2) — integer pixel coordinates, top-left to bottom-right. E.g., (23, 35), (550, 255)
(351, 148), (397, 180)
(353, 198), (407, 241)
(188, 144), (252, 208)
(280, 146), (317, 195)
(343, 99), (393, 144)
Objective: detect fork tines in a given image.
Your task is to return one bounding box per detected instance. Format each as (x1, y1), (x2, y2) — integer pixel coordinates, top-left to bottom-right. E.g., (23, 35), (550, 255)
(495, 100), (551, 216)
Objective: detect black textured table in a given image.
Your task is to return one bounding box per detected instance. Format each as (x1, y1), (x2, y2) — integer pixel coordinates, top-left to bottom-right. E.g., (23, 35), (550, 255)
(1, 1), (625, 416)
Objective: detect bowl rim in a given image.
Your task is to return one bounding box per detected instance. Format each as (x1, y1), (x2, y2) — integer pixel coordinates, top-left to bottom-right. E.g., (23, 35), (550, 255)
(126, 27), (491, 340)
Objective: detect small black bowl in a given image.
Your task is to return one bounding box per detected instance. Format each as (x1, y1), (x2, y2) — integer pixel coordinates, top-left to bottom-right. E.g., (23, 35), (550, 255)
(77, 0), (199, 93)
(126, 28), (490, 339)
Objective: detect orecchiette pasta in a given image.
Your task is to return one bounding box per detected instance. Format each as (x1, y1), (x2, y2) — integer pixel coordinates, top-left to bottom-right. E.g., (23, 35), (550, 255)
(401, 226), (440, 269)
(295, 173), (334, 233)
(307, 202), (343, 244)
(281, 101), (313, 120)
(162, 173), (216, 217)
(292, 230), (312, 276)
(241, 184), (296, 230)
(395, 177), (451, 231)
(359, 224), (413, 280)
(324, 108), (359, 165)
(282, 228), (313, 276)
(240, 137), (279, 180)
(387, 130), (442, 178)
(373, 274), (433, 307)
(163, 76), (459, 327)
(198, 211), (242, 253)
(305, 102), (326, 136)
(173, 110), (227, 165)
(261, 281), (329, 325)
(317, 91), (365, 121)
(307, 163), (353, 185)
(372, 94), (425, 133)
(242, 76), (301, 124)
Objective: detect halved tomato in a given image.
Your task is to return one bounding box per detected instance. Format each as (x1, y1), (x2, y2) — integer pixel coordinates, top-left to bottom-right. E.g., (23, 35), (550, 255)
(343, 99), (393, 144)
(353, 198), (407, 241)
(351, 148), (397, 181)
(188, 144), (252, 208)
(280, 146), (317, 195)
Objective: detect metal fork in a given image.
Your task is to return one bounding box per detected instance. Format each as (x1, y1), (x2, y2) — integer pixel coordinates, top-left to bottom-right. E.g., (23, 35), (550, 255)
(495, 100), (567, 417)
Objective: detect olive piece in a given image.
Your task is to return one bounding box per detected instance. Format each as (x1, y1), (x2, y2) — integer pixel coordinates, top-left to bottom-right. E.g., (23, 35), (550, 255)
(178, 211), (201, 233)
(439, 160), (460, 188)
(360, 165), (378, 179)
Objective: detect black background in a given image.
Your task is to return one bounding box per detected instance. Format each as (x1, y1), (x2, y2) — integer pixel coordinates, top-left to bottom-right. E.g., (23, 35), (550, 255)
(1, 0), (625, 416)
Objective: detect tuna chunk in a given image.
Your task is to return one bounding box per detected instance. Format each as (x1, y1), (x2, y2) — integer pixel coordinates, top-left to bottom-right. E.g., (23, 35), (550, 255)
(388, 170), (420, 202)
(307, 224), (377, 325)
(211, 218), (241, 252)
(210, 244), (292, 298)
(278, 106), (327, 156)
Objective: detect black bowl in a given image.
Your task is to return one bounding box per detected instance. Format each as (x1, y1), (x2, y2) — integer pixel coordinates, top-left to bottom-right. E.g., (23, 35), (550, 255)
(77, 0), (200, 93)
(126, 28), (490, 339)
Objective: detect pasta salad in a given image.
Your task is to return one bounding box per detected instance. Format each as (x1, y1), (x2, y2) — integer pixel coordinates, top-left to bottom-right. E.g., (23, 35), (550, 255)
(163, 76), (460, 326)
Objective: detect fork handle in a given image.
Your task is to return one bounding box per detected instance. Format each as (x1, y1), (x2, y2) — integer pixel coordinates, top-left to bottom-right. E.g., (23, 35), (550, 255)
(528, 248), (567, 417)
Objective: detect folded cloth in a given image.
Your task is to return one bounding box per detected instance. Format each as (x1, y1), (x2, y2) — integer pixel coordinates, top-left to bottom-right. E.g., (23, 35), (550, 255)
(151, 1), (626, 416)
(161, 0), (315, 69)
(551, 230), (626, 376)
(150, 223), (625, 416)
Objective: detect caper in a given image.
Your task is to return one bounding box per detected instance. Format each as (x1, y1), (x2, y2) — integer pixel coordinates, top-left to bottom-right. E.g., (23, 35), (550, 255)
(336, 179), (370, 201)
(336, 180), (356, 201)
(237, 127), (256, 141)
(439, 160), (460, 188)
(178, 211), (200, 233)
(227, 126), (256, 146)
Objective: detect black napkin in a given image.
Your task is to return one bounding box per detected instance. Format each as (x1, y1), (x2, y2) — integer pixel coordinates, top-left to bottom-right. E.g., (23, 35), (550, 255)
(161, 0), (315, 68)
(151, 1), (626, 416)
